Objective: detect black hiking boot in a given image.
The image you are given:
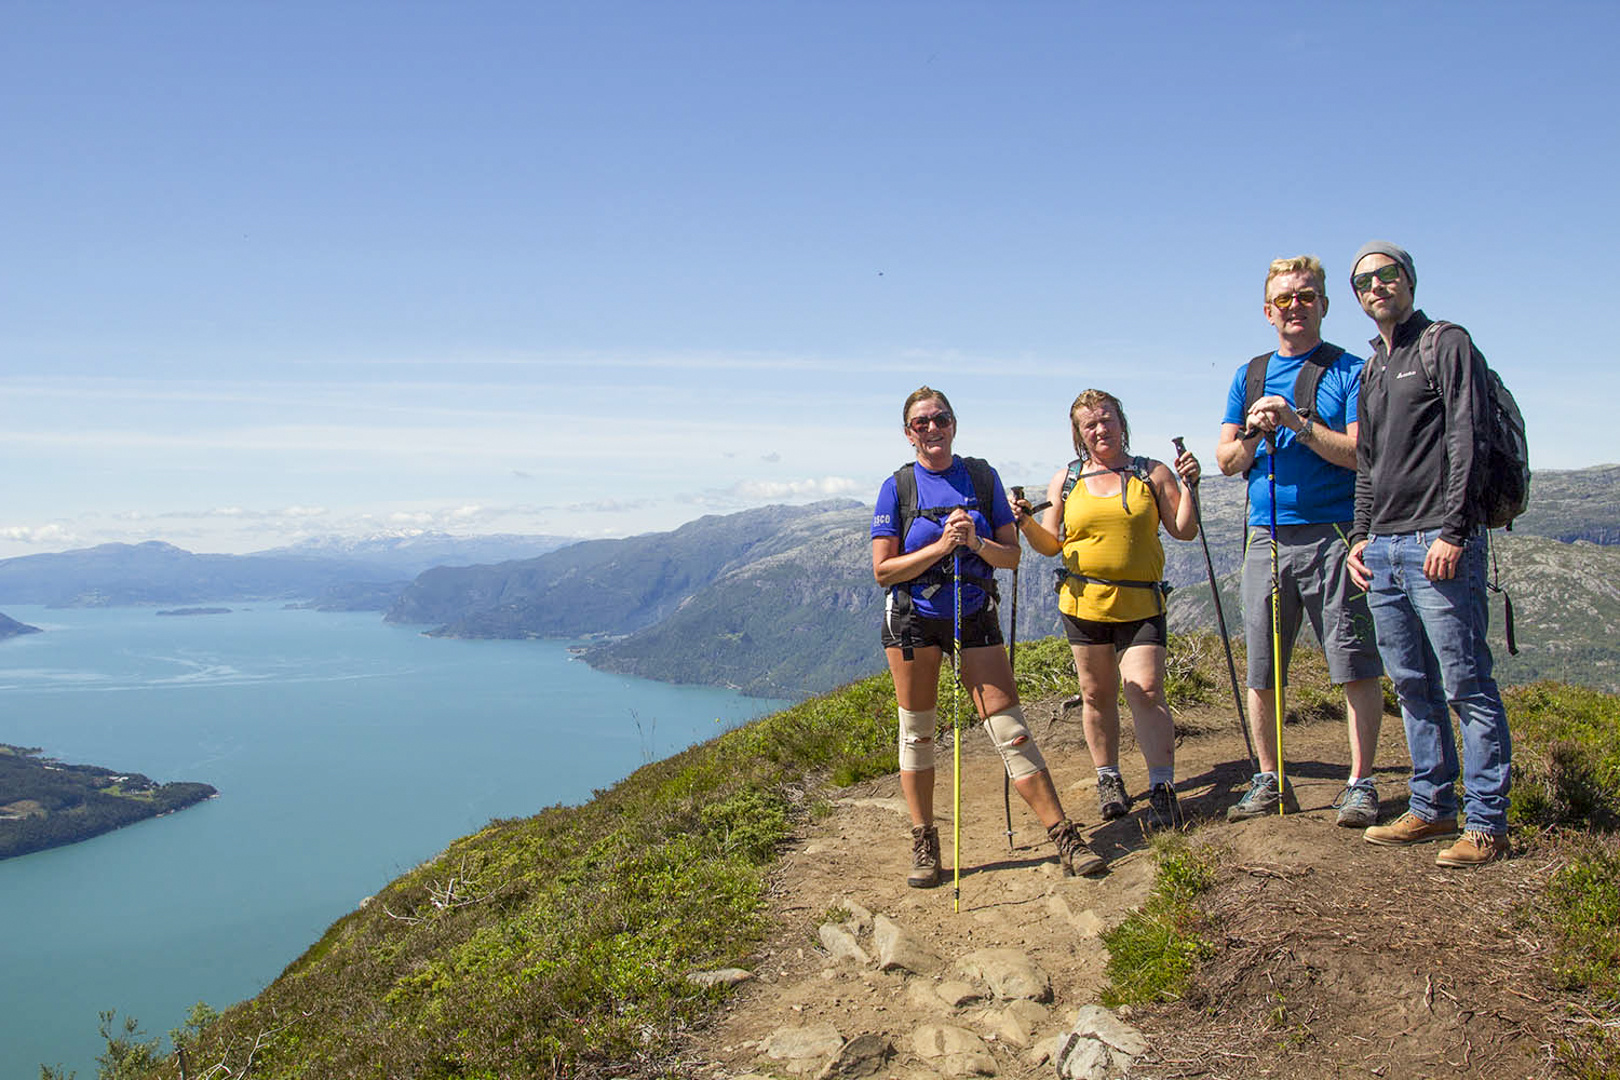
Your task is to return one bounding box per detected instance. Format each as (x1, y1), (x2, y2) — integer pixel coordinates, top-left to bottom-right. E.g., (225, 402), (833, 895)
(1097, 772), (1131, 821)
(1145, 782), (1185, 832)
(908, 824), (942, 888)
(1048, 819), (1106, 876)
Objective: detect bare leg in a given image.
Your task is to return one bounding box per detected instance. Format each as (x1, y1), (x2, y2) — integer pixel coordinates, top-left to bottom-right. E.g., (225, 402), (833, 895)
(1118, 643), (1175, 772)
(1070, 643), (1122, 770)
(959, 645), (1067, 828)
(1344, 676), (1384, 779)
(1246, 688), (1281, 774)
(886, 645), (943, 828)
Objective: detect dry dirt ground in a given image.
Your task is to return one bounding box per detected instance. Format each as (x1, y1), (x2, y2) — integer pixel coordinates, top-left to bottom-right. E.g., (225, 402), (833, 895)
(677, 692), (1584, 1080)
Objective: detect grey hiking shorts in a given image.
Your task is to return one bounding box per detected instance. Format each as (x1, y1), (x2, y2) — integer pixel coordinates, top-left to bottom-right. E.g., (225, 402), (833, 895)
(1241, 522), (1382, 688)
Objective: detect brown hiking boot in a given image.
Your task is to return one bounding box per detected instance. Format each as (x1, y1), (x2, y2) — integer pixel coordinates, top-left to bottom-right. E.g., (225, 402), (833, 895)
(1363, 810), (1459, 847)
(1048, 819), (1106, 877)
(1436, 830), (1510, 868)
(908, 824), (942, 888)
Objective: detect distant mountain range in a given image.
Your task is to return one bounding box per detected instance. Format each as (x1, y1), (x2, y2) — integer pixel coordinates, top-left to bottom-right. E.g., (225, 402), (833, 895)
(0, 532), (574, 609)
(378, 466), (1620, 698)
(2, 467), (1615, 696)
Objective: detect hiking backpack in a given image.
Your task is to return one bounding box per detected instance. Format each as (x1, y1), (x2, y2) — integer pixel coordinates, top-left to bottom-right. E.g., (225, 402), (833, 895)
(1416, 321), (1530, 531)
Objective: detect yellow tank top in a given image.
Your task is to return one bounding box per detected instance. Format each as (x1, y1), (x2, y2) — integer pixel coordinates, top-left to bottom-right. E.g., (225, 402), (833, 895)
(1058, 469), (1165, 622)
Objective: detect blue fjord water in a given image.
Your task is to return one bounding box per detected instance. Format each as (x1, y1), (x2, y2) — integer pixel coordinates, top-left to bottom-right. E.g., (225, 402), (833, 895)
(0, 604), (788, 1078)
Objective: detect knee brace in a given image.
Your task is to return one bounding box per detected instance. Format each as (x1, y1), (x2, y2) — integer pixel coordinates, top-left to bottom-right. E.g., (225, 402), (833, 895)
(897, 707), (937, 771)
(983, 705), (1046, 780)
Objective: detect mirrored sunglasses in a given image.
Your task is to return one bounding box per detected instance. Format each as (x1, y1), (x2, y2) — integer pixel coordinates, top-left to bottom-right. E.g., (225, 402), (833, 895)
(1352, 264), (1403, 293)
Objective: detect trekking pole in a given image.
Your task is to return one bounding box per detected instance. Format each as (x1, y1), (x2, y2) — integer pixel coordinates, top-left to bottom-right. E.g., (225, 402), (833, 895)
(1266, 431), (1286, 815)
(1171, 438), (1258, 776)
(952, 549), (964, 913)
(1002, 488), (1025, 853)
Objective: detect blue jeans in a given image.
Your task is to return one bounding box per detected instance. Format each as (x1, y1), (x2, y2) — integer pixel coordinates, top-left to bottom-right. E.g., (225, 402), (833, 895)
(1363, 530), (1511, 834)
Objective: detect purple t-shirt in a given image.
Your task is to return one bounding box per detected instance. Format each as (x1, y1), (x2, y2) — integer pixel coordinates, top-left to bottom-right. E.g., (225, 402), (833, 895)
(872, 457), (1013, 619)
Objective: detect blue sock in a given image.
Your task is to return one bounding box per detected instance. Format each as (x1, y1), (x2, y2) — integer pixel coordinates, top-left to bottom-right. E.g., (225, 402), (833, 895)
(1147, 766), (1175, 790)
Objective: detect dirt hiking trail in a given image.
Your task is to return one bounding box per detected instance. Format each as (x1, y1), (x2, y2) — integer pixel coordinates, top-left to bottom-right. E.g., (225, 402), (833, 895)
(678, 693), (1568, 1080)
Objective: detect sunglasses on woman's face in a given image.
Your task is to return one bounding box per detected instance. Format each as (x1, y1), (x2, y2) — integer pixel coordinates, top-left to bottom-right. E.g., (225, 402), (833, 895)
(1352, 264), (1403, 293)
(907, 412), (954, 432)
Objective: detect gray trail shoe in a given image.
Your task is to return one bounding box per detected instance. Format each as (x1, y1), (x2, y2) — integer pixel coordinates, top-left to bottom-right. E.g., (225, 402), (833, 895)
(1227, 773), (1282, 822)
(1145, 782), (1184, 832)
(1332, 781), (1380, 828)
(1096, 772), (1131, 821)
(1048, 819), (1106, 876)
(908, 824), (942, 888)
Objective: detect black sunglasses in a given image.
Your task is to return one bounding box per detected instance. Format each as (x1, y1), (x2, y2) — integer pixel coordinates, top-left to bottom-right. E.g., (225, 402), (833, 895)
(1352, 264), (1403, 293)
(907, 412), (955, 432)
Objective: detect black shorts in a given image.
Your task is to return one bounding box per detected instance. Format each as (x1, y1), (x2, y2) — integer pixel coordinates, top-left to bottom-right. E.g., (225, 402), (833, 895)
(882, 602), (1004, 656)
(1061, 611), (1167, 652)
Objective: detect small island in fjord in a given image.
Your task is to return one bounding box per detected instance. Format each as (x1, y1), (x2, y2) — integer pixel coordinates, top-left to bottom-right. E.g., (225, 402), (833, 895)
(0, 744), (216, 860)
(0, 612), (43, 640)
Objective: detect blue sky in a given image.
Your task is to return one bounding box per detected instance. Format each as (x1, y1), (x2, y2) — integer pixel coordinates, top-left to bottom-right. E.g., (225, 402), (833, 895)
(3, 1), (1615, 557)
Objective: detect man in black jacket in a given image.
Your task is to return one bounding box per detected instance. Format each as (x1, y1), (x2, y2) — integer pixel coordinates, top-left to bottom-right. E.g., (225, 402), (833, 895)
(1345, 241), (1512, 867)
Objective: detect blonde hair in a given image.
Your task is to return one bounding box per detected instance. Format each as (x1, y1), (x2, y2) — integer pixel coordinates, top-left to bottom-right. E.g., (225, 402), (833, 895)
(901, 386), (955, 427)
(1264, 255), (1326, 301)
(1069, 389), (1129, 462)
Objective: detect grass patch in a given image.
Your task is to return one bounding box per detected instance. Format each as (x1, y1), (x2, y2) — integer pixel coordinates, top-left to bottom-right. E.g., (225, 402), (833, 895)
(1099, 836), (1219, 1007)
(1505, 682), (1620, 829)
(1531, 832), (1620, 1079)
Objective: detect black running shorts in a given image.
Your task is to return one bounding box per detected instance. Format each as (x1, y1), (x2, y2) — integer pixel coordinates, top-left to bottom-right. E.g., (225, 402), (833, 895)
(882, 601), (1004, 656)
(1061, 611), (1167, 652)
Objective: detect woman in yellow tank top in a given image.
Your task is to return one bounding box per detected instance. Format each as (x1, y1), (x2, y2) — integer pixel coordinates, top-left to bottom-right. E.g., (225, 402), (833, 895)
(1014, 389), (1201, 832)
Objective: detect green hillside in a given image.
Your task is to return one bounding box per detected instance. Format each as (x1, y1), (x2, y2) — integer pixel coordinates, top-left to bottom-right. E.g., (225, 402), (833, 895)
(73, 636), (1620, 1080)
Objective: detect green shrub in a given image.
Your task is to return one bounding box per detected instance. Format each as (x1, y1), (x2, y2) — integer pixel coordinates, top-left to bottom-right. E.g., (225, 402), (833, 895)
(1506, 683), (1620, 828)
(1100, 838), (1219, 1006)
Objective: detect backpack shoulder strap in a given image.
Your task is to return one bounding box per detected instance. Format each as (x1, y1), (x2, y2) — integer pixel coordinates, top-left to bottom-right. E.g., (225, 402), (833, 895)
(1059, 458), (1085, 506)
(1131, 455), (1162, 517)
(1293, 342), (1345, 419)
(1416, 320), (1459, 390)
(959, 456), (997, 520)
(1242, 353), (1273, 417)
(892, 462), (918, 543)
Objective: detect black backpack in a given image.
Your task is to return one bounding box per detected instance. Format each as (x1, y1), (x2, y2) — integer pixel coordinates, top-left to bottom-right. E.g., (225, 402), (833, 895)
(1416, 321), (1530, 530)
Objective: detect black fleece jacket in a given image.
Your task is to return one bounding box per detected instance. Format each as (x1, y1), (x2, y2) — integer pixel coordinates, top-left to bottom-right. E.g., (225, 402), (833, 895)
(1352, 310), (1487, 547)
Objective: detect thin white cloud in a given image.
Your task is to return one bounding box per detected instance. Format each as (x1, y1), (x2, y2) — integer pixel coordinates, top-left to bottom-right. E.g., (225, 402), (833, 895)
(0, 523), (79, 545)
(727, 477), (864, 499)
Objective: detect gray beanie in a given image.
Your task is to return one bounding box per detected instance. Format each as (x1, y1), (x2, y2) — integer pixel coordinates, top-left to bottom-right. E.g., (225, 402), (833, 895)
(1350, 240), (1416, 292)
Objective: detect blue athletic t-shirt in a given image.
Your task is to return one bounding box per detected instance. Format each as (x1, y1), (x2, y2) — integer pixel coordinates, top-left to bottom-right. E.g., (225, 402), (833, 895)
(872, 457), (1013, 619)
(1222, 345), (1365, 526)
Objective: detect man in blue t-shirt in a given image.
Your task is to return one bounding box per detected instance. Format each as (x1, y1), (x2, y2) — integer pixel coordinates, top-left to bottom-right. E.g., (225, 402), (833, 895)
(1215, 255), (1384, 826)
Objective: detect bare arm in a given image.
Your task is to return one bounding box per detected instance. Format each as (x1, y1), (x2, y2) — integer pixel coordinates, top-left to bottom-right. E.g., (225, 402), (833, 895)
(872, 529), (955, 588)
(1244, 394), (1357, 470)
(1155, 455), (1200, 541)
(1216, 422), (1260, 476)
